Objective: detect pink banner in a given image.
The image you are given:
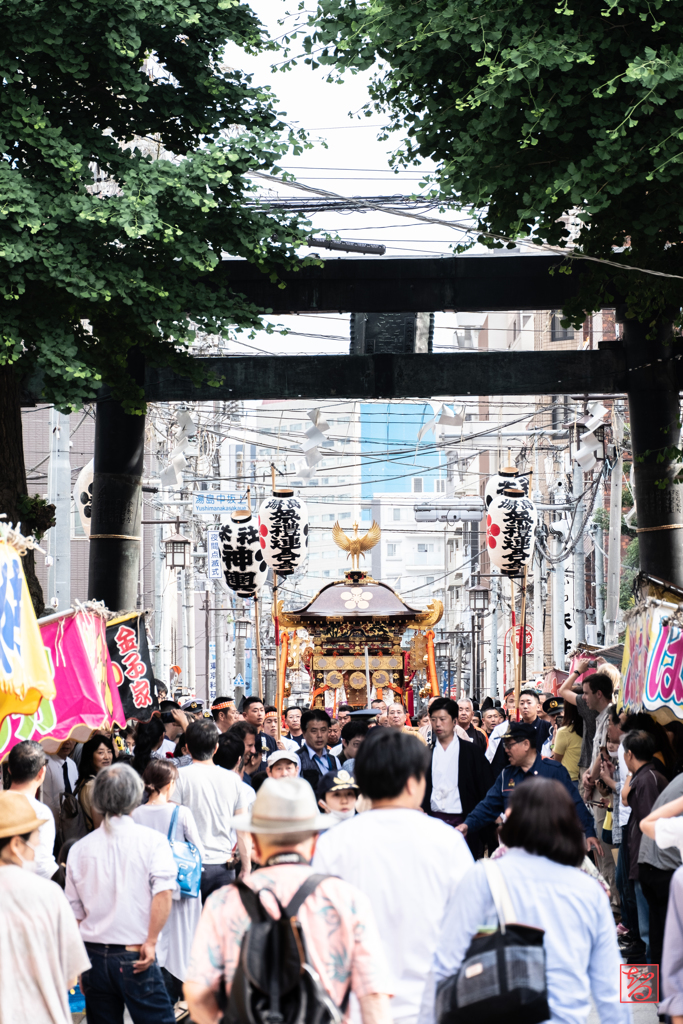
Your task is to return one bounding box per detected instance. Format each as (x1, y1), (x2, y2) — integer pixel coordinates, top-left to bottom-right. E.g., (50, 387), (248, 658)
(644, 614), (683, 717)
(0, 609), (126, 759)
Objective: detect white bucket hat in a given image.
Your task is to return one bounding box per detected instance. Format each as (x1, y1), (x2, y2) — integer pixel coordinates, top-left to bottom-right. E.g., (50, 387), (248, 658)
(227, 777), (330, 834)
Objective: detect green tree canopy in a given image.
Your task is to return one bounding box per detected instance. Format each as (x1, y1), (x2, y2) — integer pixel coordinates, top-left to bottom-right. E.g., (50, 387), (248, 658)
(306, 0), (683, 322)
(1, 0), (310, 414)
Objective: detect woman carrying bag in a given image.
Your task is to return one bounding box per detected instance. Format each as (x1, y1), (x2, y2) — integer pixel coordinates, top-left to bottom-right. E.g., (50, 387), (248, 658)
(422, 778), (628, 1024)
(132, 760), (204, 1004)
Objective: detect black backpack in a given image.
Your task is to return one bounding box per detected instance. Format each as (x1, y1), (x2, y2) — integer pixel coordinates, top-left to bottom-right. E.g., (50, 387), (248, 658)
(222, 873), (345, 1024)
(54, 775), (91, 853)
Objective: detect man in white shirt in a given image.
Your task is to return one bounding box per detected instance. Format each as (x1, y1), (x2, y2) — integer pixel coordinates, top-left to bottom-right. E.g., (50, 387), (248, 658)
(7, 740), (58, 879)
(172, 718), (249, 899)
(66, 763), (177, 1024)
(422, 698), (492, 858)
(42, 739), (79, 823)
(313, 728), (473, 1024)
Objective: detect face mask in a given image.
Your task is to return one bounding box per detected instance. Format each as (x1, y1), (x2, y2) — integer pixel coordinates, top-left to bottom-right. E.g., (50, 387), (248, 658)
(327, 808), (356, 826)
(16, 840), (38, 873)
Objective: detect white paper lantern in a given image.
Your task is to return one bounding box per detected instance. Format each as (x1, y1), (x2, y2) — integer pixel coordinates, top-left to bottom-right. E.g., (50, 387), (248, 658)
(258, 489), (308, 577)
(484, 467), (529, 509)
(218, 510), (268, 597)
(486, 486), (537, 577)
(73, 459), (94, 537)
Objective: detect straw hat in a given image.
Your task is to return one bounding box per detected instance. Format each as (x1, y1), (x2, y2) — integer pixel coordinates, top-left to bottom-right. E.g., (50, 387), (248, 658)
(226, 778), (330, 835)
(0, 792), (48, 839)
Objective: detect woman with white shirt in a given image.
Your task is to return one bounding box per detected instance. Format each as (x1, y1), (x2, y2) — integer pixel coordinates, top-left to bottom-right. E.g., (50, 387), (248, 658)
(132, 759), (204, 1003)
(422, 778), (628, 1024)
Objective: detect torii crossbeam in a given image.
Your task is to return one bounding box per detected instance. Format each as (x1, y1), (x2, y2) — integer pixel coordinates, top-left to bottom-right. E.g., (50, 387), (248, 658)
(86, 255), (683, 609)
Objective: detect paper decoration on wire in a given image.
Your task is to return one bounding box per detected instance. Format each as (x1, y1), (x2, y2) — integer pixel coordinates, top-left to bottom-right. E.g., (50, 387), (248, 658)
(218, 511), (268, 597)
(297, 408), (334, 481)
(484, 468), (529, 509)
(574, 430), (602, 474)
(0, 540), (55, 730)
(258, 490), (309, 576)
(486, 486), (537, 576)
(73, 460), (94, 537)
(160, 412), (198, 488)
(0, 606), (126, 760)
(106, 613), (157, 721)
(584, 401), (608, 434)
(417, 403), (463, 441)
(207, 530), (222, 580)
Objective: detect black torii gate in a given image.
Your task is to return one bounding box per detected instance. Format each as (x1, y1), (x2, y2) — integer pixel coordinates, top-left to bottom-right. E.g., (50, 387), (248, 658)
(89, 254), (683, 610)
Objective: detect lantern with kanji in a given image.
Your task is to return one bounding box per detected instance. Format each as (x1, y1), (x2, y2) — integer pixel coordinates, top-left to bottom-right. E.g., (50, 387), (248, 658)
(218, 510), (267, 597)
(486, 485), (537, 576)
(258, 489), (308, 577)
(484, 467), (528, 509)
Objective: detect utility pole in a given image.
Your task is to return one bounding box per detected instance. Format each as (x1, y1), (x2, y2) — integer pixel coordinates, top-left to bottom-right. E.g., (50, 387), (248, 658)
(573, 461), (586, 645)
(455, 639), (462, 700)
(533, 551), (544, 675)
(551, 532), (565, 669)
(605, 402), (623, 645)
(153, 520), (164, 679)
(47, 408), (71, 611)
(594, 481), (605, 645)
(185, 562), (196, 695)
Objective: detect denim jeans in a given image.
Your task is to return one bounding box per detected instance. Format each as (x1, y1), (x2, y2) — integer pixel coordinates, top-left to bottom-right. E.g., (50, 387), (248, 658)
(81, 944), (175, 1024)
(616, 840), (639, 937)
(634, 881), (651, 962)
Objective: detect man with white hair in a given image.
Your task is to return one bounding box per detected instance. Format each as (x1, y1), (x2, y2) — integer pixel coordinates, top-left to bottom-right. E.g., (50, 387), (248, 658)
(185, 777), (394, 1024)
(66, 763), (178, 1024)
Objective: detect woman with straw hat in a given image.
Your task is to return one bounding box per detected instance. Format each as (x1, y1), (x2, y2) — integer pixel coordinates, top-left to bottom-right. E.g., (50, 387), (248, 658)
(0, 791), (90, 1024)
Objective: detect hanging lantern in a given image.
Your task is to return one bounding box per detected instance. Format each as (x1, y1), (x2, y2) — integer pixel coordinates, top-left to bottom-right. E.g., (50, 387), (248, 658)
(484, 466), (529, 509)
(486, 486), (537, 577)
(258, 489), (308, 577)
(218, 510), (268, 598)
(73, 459), (94, 537)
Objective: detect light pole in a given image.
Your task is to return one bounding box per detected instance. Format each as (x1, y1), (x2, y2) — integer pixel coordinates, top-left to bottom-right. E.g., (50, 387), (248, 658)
(467, 577), (490, 702)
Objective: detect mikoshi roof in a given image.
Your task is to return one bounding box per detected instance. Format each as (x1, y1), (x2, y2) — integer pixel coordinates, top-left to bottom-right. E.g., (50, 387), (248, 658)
(277, 571), (443, 629)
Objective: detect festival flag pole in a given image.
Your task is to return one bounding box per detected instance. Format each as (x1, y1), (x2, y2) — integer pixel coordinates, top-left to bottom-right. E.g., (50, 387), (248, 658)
(511, 576), (521, 720)
(270, 464), (281, 734)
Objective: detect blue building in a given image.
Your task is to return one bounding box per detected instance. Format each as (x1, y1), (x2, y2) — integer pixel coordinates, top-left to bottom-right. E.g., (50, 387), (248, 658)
(360, 402), (445, 502)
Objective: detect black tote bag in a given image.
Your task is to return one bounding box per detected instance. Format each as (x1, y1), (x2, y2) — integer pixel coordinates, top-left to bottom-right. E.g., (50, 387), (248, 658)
(436, 858), (550, 1024)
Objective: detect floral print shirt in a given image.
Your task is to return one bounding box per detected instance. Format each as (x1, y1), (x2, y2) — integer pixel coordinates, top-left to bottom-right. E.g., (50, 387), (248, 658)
(186, 863), (393, 1015)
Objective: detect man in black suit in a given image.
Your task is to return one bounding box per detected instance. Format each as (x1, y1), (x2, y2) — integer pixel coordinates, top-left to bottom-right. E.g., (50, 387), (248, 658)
(422, 697), (493, 857)
(298, 709), (342, 778)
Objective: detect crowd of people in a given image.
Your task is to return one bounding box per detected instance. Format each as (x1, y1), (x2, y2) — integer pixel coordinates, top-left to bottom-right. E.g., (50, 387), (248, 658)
(4, 662), (683, 1024)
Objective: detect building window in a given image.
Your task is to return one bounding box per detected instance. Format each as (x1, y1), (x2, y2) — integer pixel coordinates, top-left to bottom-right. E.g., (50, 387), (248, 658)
(393, 508), (402, 521)
(417, 543), (434, 554)
(426, 576), (434, 585)
(412, 478), (423, 493)
(551, 311), (575, 342)
(361, 507), (371, 521)
(387, 543), (398, 557)
(434, 479), (446, 493)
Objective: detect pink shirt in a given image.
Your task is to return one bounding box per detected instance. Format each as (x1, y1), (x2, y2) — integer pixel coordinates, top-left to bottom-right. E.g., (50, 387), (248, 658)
(186, 863), (393, 1014)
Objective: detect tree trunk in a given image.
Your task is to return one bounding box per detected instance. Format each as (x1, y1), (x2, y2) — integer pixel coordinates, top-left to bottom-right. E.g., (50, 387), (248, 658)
(0, 364), (45, 616)
(624, 315), (683, 589)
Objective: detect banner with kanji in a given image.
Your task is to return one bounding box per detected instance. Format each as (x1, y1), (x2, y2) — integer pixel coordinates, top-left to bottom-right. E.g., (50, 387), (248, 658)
(0, 607), (125, 760)
(0, 540), (55, 730)
(106, 613), (157, 721)
(620, 603), (683, 721)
